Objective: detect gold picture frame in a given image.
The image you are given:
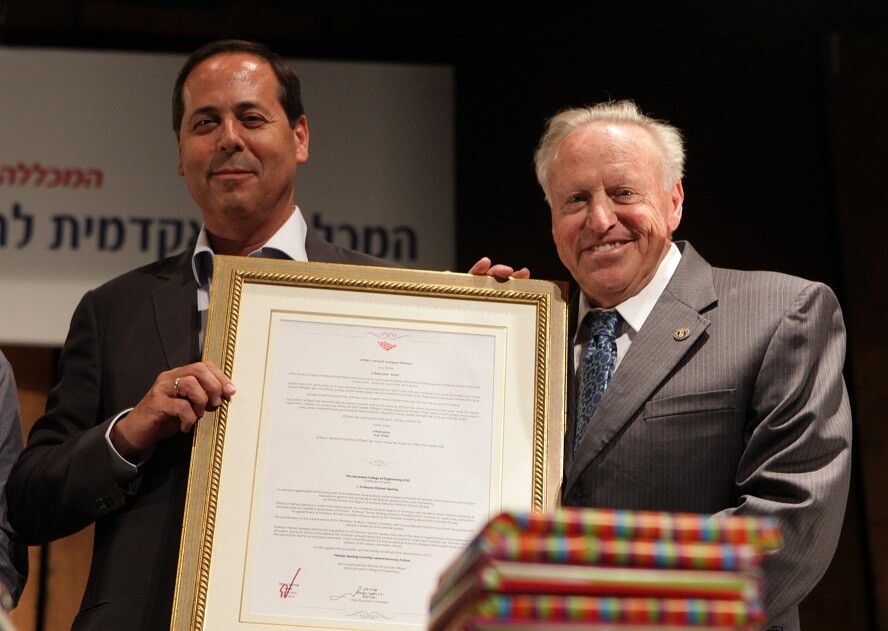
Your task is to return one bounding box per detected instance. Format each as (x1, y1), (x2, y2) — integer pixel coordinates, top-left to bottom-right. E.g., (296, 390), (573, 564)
(171, 256), (567, 631)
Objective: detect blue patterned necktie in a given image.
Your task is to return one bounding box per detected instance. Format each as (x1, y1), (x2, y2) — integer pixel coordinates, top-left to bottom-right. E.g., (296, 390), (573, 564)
(574, 309), (621, 453)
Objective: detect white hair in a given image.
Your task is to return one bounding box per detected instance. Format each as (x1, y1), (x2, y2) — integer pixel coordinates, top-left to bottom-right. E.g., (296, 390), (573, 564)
(533, 99), (685, 201)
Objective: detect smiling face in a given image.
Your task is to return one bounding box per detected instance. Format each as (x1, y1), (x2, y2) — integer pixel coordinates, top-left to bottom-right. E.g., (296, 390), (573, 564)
(547, 122), (684, 308)
(177, 52), (309, 253)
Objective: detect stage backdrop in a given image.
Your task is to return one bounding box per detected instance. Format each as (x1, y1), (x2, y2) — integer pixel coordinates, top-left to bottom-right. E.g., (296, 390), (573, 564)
(0, 46), (454, 346)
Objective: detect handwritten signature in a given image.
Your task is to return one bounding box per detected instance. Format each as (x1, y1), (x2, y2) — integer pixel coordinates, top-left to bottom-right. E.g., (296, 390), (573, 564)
(279, 568), (301, 599)
(330, 586), (381, 601)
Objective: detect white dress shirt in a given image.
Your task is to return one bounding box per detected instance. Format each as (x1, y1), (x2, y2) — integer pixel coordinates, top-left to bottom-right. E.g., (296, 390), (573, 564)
(192, 206), (309, 347)
(573, 241), (682, 374)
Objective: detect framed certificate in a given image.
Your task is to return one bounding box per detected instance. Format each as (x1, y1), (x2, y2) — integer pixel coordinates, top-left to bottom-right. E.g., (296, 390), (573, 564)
(171, 256), (567, 631)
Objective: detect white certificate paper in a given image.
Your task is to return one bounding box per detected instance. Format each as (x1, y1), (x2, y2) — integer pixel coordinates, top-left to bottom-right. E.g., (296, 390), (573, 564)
(172, 258), (566, 631)
(241, 317), (500, 625)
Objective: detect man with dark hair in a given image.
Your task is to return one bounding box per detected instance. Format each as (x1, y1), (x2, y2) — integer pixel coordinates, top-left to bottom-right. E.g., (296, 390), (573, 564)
(7, 39), (524, 631)
(536, 100), (851, 631)
(171, 39), (305, 135)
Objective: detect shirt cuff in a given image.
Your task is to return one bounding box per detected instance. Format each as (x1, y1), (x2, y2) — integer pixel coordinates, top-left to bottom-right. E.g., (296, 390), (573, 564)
(104, 408), (152, 484)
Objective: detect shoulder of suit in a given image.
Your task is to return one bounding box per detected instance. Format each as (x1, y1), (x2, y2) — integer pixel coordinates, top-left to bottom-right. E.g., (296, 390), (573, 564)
(711, 266), (824, 291)
(315, 242), (401, 269)
(679, 241), (827, 293)
(87, 248), (193, 296)
(339, 247), (401, 269)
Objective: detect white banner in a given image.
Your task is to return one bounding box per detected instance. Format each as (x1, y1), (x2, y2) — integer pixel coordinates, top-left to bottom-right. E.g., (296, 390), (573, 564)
(0, 46), (454, 346)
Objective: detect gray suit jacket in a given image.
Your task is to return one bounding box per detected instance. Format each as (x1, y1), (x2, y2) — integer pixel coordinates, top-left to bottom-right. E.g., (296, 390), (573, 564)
(7, 228), (397, 631)
(0, 351), (27, 607)
(562, 241), (851, 631)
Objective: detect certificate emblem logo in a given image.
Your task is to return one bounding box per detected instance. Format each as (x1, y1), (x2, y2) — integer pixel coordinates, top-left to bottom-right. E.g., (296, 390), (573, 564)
(368, 330), (409, 351)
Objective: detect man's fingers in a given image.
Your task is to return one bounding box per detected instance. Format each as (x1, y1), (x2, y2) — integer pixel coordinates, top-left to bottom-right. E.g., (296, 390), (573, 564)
(176, 362), (237, 408)
(468, 257), (530, 280)
(468, 257), (492, 275)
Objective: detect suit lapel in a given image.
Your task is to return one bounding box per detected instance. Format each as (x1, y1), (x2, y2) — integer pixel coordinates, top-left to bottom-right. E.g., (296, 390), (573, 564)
(147, 226), (342, 372)
(305, 226), (344, 262)
(564, 296), (581, 465)
(563, 242), (718, 491)
(152, 250), (200, 368)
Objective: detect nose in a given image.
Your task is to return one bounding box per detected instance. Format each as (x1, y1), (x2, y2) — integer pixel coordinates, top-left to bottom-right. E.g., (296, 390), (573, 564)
(217, 119), (244, 154)
(585, 199), (617, 233)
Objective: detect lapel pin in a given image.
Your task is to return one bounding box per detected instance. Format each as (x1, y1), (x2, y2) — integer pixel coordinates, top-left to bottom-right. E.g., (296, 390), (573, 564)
(673, 328), (691, 341)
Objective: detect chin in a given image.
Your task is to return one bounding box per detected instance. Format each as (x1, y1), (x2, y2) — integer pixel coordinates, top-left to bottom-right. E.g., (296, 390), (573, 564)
(214, 201), (257, 218)
(581, 274), (630, 299)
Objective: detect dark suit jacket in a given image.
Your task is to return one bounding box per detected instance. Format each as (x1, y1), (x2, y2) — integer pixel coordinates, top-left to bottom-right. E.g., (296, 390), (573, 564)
(562, 241), (852, 631)
(7, 228), (397, 631)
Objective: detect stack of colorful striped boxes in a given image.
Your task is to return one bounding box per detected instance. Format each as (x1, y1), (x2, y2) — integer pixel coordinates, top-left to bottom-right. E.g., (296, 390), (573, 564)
(428, 508), (782, 631)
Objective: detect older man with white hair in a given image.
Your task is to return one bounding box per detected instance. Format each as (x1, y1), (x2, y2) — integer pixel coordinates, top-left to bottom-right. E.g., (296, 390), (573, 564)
(536, 100), (852, 631)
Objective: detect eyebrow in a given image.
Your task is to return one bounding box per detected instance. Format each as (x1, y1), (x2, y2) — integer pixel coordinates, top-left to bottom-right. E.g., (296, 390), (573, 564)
(187, 105), (220, 120)
(187, 101), (266, 119)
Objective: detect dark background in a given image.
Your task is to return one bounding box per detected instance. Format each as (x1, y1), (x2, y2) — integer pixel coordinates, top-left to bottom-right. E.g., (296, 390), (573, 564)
(2, 1), (882, 283)
(3, 1), (887, 629)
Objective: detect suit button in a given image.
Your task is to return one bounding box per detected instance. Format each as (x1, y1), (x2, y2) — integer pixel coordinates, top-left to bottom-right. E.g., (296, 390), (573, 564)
(94, 495), (112, 510)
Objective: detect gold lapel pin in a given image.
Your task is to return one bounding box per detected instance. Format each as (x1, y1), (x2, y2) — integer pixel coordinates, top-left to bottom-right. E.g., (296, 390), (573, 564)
(673, 328), (691, 341)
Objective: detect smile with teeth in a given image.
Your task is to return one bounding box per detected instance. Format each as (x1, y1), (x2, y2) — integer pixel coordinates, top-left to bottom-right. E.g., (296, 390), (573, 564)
(588, 241), (626, 252)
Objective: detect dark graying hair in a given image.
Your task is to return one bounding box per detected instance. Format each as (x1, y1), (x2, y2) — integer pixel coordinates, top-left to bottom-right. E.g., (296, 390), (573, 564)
(172, 39), (304, 137)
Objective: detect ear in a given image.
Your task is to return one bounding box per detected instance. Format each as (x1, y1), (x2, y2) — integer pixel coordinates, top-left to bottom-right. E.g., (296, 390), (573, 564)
(177, 143), (184, 177)
(294, 115), (310, 164)
(667, 180), (684, 232)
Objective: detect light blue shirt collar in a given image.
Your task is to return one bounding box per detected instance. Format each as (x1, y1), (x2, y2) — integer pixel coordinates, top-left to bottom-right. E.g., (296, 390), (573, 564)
(191, 206), (309, 286)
